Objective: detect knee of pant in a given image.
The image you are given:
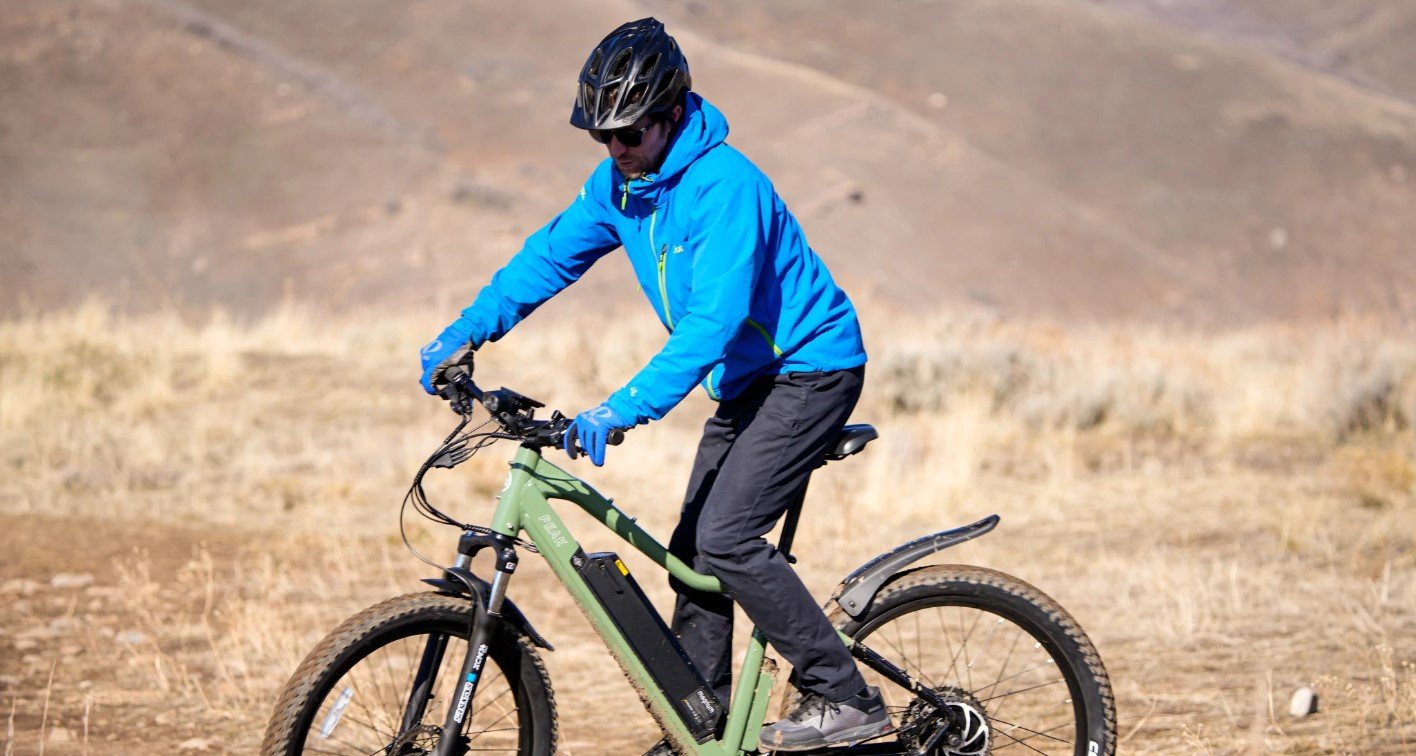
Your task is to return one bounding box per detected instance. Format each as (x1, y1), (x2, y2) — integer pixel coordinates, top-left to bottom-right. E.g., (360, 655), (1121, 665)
(696, 530), (753, 565)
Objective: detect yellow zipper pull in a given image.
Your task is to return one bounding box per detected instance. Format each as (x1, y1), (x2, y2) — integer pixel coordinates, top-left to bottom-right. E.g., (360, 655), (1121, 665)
(620, 180), (629, 210)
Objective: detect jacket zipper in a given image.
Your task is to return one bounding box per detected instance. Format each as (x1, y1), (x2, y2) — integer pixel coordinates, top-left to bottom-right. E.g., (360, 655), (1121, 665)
(657, 244), (674, 329)
(621, 179), (629, 210)
(746, 318), (783, 357)
(650, 207), (675, 329)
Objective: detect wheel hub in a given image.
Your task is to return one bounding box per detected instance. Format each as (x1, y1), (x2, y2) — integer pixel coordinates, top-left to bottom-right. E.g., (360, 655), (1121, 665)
(900, 686), (991, 756)
(387, 724), (440, 755)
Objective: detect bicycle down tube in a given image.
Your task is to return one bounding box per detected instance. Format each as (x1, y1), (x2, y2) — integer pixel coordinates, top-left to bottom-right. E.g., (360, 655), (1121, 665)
(480, 444), (771, 755)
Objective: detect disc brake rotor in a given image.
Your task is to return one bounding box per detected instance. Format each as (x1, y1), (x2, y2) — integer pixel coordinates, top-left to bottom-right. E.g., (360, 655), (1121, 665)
(387, 723), (441, 755)
(900, 685), (991, 756)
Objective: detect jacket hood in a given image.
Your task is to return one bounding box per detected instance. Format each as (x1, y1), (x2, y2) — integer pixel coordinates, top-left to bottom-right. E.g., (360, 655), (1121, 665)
(616, 92), (728, 202)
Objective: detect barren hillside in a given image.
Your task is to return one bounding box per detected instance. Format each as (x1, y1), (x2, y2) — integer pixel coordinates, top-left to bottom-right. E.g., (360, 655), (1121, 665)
(647, 0), (1416, 322)
(3, 0), (1415, 323)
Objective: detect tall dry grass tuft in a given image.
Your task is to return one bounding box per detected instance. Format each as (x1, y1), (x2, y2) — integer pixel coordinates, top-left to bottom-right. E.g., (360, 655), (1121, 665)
(3, 299), (1416, 752)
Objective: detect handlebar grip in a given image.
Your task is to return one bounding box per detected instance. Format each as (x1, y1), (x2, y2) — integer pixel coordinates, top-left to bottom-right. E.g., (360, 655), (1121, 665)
(607, 429), (625, 446)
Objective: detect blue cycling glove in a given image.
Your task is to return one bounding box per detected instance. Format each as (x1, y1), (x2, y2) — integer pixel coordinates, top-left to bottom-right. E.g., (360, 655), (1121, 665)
(564, 404), (631, 467)
(419, 320), (477, 394)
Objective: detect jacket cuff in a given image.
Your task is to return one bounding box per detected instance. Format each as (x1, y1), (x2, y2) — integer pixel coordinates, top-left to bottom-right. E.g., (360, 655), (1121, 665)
(602, 391), (647, 427)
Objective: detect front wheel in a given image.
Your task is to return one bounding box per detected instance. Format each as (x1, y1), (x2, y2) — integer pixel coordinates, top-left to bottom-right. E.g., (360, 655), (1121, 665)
(261, 592), (557, 755)
(826, 565), (1116, 755)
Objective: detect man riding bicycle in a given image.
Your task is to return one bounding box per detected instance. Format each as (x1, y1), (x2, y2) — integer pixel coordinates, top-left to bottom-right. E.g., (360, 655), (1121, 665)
(418, 18), (889, 752)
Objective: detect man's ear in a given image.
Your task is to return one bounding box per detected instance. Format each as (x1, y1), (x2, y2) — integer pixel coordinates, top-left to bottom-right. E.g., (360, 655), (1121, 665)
(671, 104), (684, 124)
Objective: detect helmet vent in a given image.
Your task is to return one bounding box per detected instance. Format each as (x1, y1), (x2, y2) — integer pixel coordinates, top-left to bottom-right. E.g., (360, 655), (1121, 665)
(587, 51), (602, 77)
(624, 82), (648, 109)
(640, 53), (661, 79)
(610, 49), (633, 78)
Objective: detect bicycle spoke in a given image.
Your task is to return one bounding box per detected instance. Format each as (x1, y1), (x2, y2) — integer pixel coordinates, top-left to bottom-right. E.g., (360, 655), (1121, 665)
(982, 655), (1056, 724)
(466, 698), (518, 741)
(333, 707), (394, 743)
(973, 656), (1054, 699)
(937, 606), (963, 686)
(966, 615), (1007, 681)
(301, 746), (366, 755)
(876, 625), (940, 689)
(958, 606), (982, 692)
(991, 726), (1054, 755)
(978, 676), (1065, 704)
(976, 628), (1025, 701)
(913, 609), (923, 688)
(996, 695), (1075, 745)
(472, 669), (515, 723)
(990, 715), (1074, 747)
(894, 615), (908, 680)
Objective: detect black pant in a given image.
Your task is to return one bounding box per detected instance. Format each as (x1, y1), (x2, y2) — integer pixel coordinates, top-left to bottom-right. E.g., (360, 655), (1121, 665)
(668, 366), (868, 706)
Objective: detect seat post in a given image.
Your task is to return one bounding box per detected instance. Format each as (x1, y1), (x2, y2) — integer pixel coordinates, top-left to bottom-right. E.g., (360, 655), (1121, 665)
(775, 476), (813, 563)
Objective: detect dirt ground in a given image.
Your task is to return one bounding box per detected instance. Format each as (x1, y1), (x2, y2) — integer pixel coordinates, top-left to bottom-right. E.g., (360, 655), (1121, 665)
(4, 444), (1415, 754)
(3, 306), (1415, 754)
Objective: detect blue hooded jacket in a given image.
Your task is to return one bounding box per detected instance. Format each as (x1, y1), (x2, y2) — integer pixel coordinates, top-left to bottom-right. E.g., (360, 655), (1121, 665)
(451, 93), (866, 425)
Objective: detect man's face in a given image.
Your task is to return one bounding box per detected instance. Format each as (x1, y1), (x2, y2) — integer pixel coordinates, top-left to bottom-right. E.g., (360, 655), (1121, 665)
(602, 106), (682, 180)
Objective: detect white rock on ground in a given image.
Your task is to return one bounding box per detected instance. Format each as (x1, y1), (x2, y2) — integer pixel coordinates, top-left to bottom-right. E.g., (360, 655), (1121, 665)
(50, 573), (96, 589)
(1289, 686), (1319, 717)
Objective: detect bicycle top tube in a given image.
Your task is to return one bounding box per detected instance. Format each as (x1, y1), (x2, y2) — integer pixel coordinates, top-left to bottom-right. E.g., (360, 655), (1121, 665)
(497, 444), (724, 595)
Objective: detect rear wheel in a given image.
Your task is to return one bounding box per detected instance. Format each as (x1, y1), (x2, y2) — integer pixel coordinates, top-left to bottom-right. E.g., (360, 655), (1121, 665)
(261, 592), (557, 755)
(783, 566), (1115, 755)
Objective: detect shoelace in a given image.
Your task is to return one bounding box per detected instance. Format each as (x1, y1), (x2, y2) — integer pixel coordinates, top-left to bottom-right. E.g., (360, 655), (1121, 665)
(788, 693), (843, 725)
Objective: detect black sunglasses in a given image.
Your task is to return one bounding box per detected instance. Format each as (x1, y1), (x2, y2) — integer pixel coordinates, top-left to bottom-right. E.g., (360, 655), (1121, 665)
(588, 114), (667, 147)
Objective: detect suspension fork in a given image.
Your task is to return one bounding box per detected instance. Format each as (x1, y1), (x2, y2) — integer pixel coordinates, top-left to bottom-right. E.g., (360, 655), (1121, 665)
(428, 534), (520, 756)
(401, 633), (451, 734)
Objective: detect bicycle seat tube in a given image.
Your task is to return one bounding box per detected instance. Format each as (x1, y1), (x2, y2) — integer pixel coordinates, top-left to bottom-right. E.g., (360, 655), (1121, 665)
(487, 445), (779, 754)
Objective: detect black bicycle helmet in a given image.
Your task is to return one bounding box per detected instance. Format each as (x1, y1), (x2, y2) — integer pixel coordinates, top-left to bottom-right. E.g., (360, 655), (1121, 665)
(570, 17), (691, 131)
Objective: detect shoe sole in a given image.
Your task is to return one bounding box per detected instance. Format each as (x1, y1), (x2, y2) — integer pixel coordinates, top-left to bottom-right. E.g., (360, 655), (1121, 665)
(759, 720), (895, 752)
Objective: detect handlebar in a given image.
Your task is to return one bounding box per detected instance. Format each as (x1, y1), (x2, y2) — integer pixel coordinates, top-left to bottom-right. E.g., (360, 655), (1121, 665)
(441, 371), (625, 451)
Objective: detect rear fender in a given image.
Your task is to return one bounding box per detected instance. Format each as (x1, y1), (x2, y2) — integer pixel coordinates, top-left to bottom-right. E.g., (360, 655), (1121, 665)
(832, 514), (1000, 619)
(422, 566), (555, 650)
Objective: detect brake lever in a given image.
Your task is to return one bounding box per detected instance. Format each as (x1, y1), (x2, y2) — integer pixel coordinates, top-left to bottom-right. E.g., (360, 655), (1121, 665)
(439, 371), (482, 416)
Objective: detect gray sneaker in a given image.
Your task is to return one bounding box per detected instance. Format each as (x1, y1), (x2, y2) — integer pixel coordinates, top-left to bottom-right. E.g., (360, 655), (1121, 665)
(758, 685), (893, 752)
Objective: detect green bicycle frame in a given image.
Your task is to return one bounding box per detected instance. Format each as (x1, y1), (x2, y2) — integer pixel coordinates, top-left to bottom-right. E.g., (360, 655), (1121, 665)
(487, 444), (777, 754)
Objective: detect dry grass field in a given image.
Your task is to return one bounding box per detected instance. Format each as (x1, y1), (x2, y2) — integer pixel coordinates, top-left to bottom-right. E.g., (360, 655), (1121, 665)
(2, 300), (1415, 754)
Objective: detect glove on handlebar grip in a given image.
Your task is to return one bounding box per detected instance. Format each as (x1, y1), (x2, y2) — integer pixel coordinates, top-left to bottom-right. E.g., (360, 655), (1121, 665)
(563, 425), (626, 460)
